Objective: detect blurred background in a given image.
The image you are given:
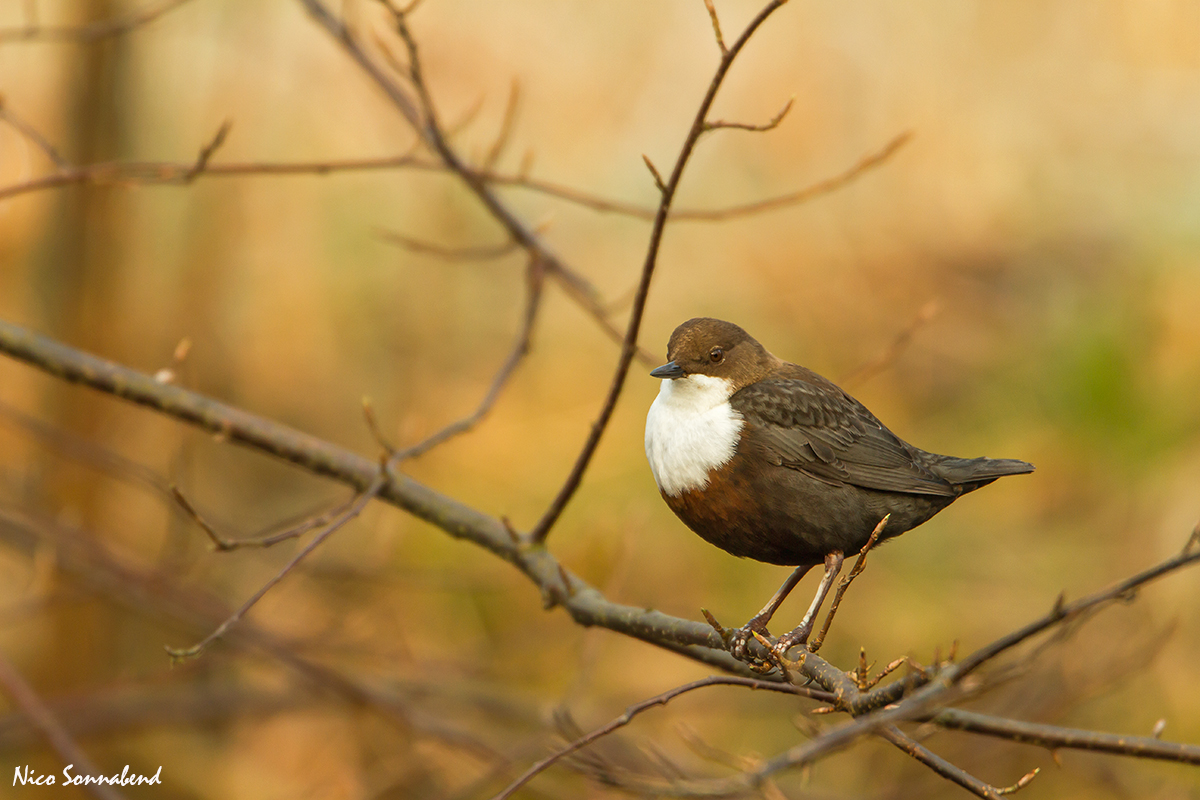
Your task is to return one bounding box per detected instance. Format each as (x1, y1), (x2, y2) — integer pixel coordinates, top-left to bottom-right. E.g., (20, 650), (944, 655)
(0, 0), (1199, 798)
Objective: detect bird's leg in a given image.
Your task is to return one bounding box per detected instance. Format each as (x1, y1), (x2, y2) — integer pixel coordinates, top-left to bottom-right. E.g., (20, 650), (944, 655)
(729, 564), (814, 661)
(771, 551), (844, 661)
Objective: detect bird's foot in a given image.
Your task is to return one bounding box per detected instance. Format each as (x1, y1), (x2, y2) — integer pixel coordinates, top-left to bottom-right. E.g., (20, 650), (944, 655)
(728, 617), (773, 664)
(769, 620), (814, 664)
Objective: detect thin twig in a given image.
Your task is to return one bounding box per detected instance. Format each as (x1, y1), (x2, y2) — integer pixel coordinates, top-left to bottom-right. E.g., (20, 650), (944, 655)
(0, 133), (908, 229)
(389, 257), (544, 462)
(840, 299), (940, 388)
(490, 676), (833, 800)
(165, 470), (387, 659)
(184, 119), (232, 181)
(642, 154), (667, 194)
(665, 130), (912, 221)
(482, 80), (521, 173)
(0, 0), (194, 43)
(0, 103), (67, 167)
(809, 514), (888, 653)
(529, 0), (792, 544)
(319, 0), (652, 363)
(375, 228), (518, 261)
(0, 652), (126, 800)
(702, 0), (728, 55)
(877, 725), (1004, 799)
(171, 484), (365, 551)
(704, 96), (794, 134)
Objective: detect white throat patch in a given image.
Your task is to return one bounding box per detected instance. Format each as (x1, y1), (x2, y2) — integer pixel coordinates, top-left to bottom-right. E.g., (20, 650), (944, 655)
(644, 374), (743, 497)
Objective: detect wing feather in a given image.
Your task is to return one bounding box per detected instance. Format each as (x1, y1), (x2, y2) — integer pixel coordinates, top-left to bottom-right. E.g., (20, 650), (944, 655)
(730, 371), (957, 496)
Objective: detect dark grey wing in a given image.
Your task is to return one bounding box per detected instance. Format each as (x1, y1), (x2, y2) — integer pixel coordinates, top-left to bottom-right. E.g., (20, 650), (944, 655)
(730, 373), (957, 496)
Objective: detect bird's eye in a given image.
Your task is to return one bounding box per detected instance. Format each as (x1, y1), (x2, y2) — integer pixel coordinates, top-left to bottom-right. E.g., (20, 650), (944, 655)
(709, 347), (724, 364)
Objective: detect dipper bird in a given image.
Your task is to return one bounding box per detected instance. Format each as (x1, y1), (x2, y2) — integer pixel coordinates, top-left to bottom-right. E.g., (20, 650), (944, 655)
(644, 318), (1034, 662)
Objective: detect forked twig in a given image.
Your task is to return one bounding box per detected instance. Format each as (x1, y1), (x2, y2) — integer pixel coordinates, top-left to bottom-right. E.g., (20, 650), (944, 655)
(165, 469), (387, 660)
(171, 484), (364, 551)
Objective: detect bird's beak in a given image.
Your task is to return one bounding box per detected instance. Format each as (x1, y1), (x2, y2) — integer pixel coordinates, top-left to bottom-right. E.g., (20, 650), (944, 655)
(650, 361), (685, 379)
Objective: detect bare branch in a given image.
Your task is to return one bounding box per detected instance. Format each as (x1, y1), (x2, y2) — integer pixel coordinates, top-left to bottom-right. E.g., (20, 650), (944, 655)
(997, 768), (1041, 796)
(0, 134), (909, 230)
(0, 102), (67, 167)
(482, 80), (521, 173)
(1184, 517), (1200, 555)
(166, 469), (387, 659)
(171, 484), (367, 551)
(930, 708), (1200, 765)
(491, 676), (834, 800)
(840, 299), (940, 388)
(0, 506), (503, 762)
(877, 725), (1004, 799)
(703, 0), (728, 55)
(375, 228), (518, 261)
(305, 0), (652, 367)
(0, 653), (125, 800)
(389, 257), (544, 462)
(361, 397), (398, 455)
(530, 0), (792, 545)
(0, 0), (195, 44)
(184, 119), (232, 182)
(668, 130), (913, 221)
(642, 154), (667, 194)
(808, 514), (887, 652)
(704, 96), (794, 134)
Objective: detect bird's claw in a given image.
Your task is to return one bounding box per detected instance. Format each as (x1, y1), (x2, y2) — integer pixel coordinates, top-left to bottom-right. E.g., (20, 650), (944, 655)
(728, 619), (773, 664)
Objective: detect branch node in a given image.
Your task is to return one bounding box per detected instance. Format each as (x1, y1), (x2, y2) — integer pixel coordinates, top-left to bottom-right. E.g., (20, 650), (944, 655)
(556, 563), (576, 599)
(700, 607), (727, 638)
(500, 516), (522, 546)
(185, 119), (232, 182)
(1151, 718), (1167, 739)
(996, 766), (1041, 795)
(704, 95), (794, 135)
(170, 484), (235, 551)
(362, 397), (398, 457)
(641, 154), (667, 195)
(1184, 519), (1200, 555)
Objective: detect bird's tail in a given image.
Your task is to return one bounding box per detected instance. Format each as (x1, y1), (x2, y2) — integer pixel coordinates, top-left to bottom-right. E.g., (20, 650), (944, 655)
(927, 455), (1035, 493)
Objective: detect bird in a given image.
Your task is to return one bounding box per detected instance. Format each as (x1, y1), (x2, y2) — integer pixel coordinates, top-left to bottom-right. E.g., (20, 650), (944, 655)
(644, 317), (1034, 663)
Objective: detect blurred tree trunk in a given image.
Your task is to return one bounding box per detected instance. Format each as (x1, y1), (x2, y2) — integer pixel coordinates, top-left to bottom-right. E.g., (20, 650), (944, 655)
(29, 0), (131, 691)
